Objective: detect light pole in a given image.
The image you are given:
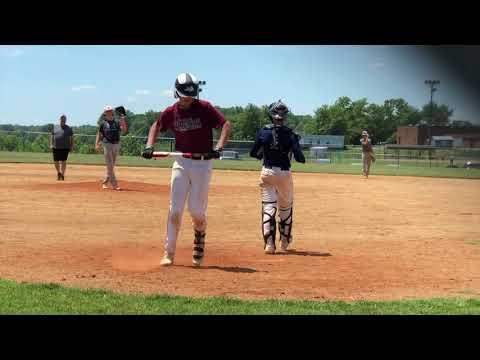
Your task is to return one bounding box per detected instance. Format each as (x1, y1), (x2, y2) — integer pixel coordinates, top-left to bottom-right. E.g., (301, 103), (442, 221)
(424, 80), (440, 145)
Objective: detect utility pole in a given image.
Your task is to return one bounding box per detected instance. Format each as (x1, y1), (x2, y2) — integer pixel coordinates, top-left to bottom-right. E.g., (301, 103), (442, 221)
(424, 80), (440, 145)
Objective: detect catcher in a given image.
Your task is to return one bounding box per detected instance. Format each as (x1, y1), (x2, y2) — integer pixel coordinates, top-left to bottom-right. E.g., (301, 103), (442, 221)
(249, 100), (305, 254)
(95, 105), (128, 190)
(360, 130), (375, 178)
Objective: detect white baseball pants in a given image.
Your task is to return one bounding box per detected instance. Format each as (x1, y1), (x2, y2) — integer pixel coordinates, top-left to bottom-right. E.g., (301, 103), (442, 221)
(164, 157), (213, 257)
(259, 166), (294, 243)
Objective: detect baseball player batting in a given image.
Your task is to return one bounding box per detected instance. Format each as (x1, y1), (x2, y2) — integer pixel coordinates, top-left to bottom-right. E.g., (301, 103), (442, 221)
(250, 100), (305, 254)
(142, 72), (231, 267)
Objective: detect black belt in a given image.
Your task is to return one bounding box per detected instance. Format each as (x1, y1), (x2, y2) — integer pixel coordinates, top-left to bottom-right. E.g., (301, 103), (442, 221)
(264, 165), (290, 171)
(186, 154), (215, 160)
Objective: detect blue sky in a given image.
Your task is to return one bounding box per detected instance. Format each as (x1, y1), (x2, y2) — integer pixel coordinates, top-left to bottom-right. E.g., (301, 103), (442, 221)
(1, 45), (478, 126)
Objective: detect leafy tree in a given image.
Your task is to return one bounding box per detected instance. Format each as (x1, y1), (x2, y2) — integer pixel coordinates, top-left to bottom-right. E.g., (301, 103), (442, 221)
(420, 102), (454, 126)
(120, 134), (145, 156)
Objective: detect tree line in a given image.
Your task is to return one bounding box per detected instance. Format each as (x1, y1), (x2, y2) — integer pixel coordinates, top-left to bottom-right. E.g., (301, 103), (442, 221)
(0, 96), (477, 156)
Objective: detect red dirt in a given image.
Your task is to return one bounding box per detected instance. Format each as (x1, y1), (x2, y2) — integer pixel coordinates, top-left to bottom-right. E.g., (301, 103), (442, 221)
(1, 163), (479, 301)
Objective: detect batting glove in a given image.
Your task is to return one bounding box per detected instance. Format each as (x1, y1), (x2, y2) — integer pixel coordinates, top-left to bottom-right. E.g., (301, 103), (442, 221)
(210, 147), (223, 159)
(142, 146), (154, 159)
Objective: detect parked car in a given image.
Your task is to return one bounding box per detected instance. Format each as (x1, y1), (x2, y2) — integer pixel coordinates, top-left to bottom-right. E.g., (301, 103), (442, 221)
(220, 150), (240, 160)
(464, 161), (480, 169)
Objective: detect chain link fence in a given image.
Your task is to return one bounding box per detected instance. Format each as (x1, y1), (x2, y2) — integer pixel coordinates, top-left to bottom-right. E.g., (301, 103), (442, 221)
(307, 145), (480, 168)
(1, 130), (480, 167)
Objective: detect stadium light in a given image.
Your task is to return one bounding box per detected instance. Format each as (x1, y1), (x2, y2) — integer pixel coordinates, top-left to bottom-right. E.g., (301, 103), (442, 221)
(424, 80), (440, 145)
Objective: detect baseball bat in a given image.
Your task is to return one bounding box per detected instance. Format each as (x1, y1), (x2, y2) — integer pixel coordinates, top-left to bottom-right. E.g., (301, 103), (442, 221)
(151, 151), (221, 159)
(152, 151), (194, 158)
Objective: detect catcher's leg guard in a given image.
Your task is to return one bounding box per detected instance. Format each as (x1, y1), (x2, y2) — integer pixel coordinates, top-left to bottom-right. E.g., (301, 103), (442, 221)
(192, 230), (206, 266)
(279, 204), (293, 246)
(262, 201), (277, 250)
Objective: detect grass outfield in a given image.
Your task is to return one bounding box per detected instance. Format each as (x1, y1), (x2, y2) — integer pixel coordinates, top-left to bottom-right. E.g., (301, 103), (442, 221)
(1, 151), (480, 179)
(1, 279), (479, 315)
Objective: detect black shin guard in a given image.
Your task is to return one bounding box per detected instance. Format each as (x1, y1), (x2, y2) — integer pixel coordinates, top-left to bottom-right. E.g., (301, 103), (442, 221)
(262, 202), (277, 249)
(279, 206), (293, 244)
(193, 230), (206, 261)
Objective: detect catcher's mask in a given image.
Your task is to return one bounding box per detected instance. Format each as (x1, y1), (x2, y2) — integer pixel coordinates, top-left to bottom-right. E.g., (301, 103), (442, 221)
(174, 72), (200, 99)
(268, 100), (289, 122)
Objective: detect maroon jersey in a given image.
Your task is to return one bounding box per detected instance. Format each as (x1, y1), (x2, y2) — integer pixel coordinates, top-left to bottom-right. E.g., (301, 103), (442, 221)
(156, 99), (226, 153)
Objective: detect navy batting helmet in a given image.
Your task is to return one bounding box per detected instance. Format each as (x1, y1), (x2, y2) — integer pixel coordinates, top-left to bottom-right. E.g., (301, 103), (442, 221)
(268, 100), (289, 121)
(174, 72), (200, 98)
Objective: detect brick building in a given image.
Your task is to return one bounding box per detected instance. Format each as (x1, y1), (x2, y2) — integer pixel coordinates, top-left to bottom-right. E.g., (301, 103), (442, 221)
(396, 125), (480, 148)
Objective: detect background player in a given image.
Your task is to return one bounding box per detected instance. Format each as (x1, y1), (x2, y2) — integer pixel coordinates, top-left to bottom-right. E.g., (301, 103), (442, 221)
(360, 130), (375, 178)
(50, 114), (73, 181)
(142, 73), (231, 267)
(250, 100), (305, 254)
(95, 105), (128, 190)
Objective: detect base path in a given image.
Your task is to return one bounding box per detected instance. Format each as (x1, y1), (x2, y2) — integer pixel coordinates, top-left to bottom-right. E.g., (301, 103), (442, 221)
(1, 163), (479, 301)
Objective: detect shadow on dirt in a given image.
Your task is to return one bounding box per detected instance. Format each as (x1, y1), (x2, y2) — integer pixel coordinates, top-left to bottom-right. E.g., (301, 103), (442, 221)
(178, 265), (258, 273)
(275, 250), (332, 257)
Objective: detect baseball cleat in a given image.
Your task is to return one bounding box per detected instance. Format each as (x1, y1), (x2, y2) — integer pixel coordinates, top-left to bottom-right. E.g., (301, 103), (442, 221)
(114, 186), (121, 191)
(192, 257), (203, 267)
(57, 173), (62, 181)
(160, 256), (174, 266)
(102, 184), (109, 189)
(264, 242), (275, 254)
(280, 240), (289, 251)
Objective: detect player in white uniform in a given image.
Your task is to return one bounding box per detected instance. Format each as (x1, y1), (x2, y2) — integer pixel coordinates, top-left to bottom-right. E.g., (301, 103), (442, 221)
(250, 100), (305, 254)
(142, 73), (231, 267)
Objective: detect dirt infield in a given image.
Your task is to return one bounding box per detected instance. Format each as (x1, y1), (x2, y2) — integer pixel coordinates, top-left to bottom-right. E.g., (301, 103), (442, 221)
(1, 163), (480, 301)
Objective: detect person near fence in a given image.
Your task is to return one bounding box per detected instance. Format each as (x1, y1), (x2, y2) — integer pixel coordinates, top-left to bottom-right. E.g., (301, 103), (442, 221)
(360, 130), (375, 178)
(249, 100), (305, 254)
(142, 72), (231, 267)
(50, 114), (74, 181)
(95, 105), (128, 190)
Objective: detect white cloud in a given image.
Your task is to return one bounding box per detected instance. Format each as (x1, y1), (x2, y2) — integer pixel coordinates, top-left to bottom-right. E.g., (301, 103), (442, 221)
(0, 46), (25, 57)
(135, 89), (151, 95)
(71, 84), (96, 92)
(161, 89), (174, 98)
(368, 62), (385, 70)
(126, 96), (137, 103)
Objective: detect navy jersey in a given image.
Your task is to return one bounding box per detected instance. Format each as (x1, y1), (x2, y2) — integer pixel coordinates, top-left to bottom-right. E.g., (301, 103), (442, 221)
(99, 119), (121, 144)
(250, 124), (305, 170)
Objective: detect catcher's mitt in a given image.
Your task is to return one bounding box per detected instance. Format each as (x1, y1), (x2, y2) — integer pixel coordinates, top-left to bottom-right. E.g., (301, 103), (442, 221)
(115, 106), (127, 117)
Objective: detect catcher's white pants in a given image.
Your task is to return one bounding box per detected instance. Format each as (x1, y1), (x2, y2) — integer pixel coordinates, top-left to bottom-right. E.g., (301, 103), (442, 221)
(165, 157), (213, 257)
(259, 166), (294, 239)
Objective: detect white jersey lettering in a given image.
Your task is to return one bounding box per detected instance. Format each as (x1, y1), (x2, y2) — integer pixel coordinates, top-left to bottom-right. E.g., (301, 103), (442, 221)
(174, 117), (202, 132)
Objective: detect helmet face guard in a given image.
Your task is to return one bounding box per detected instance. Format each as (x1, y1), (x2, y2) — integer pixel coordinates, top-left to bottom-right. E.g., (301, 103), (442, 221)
(268, 100), (289, 121)
(174, 73), (200, 99)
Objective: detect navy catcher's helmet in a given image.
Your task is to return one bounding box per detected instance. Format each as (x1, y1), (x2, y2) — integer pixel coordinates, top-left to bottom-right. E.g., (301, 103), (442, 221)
(174, 72), (200, 98)
(268, 100), (290, 121)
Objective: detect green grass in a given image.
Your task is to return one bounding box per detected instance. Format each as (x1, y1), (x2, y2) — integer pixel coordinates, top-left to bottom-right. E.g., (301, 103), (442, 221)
(0, 150), (175, 167)
(1, 151), (480, 179)
(0, 279), (479, 314)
